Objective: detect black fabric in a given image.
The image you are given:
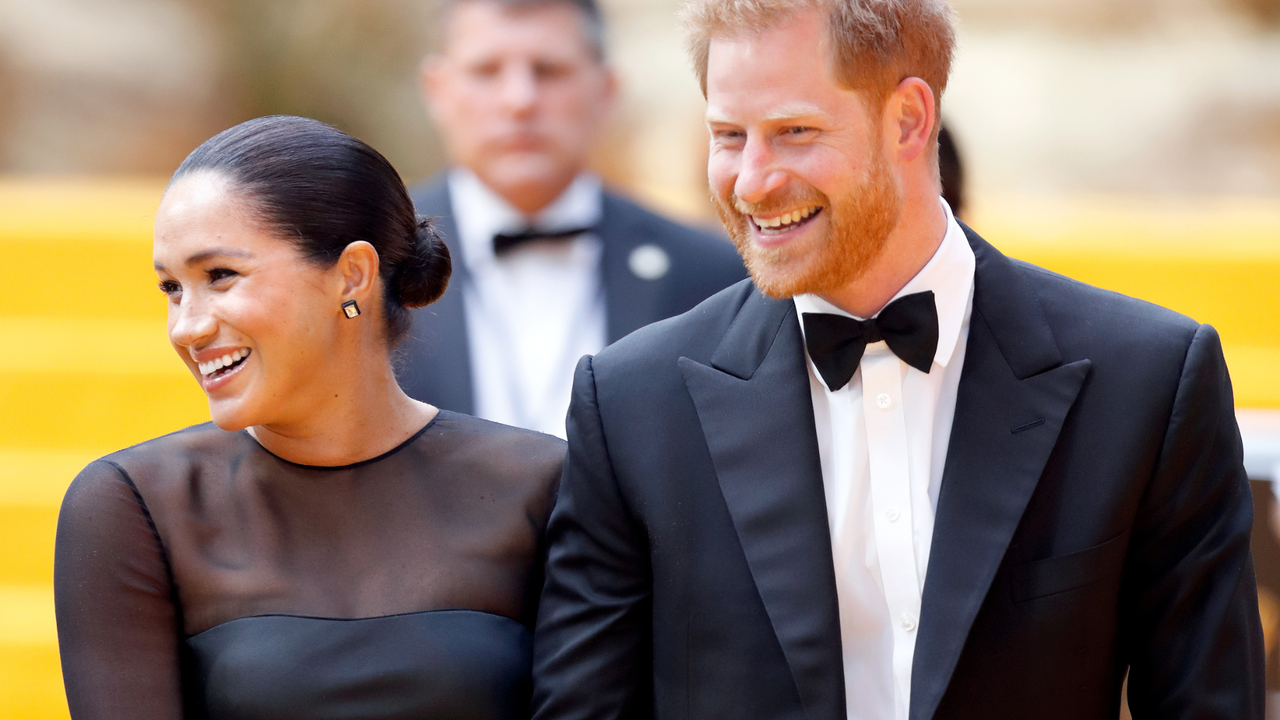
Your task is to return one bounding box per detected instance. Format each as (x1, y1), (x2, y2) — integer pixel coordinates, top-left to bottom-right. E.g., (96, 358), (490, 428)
(531, 226), (1264, 720)
(492, 226), (594, 256)
(397, 176), (748, 415)
(55, 411), (564, 720)
(801, 290), (939, 389)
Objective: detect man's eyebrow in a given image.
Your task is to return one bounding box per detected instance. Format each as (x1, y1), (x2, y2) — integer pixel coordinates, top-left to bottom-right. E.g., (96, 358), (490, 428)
(153, 247), (255, 271)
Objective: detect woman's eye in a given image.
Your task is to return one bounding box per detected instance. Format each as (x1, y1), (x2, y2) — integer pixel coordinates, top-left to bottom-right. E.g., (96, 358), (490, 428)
(207, 268), (239, 284)
(158, 280), (181, 297)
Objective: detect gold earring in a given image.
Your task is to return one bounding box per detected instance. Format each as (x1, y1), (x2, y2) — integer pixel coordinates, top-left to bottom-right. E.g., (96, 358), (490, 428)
(342, 300), (361, 319)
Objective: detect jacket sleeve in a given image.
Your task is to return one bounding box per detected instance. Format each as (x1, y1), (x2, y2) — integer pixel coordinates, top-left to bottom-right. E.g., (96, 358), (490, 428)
(1123, 324), (1265, 718)
(532, 355), (654, 720)
(54, 460), (186, 720)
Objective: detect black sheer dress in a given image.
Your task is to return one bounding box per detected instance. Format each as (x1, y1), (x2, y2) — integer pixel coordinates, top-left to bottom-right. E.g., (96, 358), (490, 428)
(54, 411), (564, 720)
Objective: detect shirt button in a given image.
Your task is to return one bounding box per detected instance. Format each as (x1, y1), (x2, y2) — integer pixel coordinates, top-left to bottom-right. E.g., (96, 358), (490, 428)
(876, 393), (892, 409)
(901, 614), (917, 632)
(886, 508), (901, 522)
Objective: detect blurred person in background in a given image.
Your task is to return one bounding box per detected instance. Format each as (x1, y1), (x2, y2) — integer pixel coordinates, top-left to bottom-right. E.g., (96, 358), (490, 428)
(937, 123), (964, 221)
(530, 0), (1264, 717)
(55, 116), (563, 719)
(400, 0), (746, 438)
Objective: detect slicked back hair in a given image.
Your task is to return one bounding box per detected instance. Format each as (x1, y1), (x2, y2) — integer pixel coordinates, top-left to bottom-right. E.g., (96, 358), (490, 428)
(681, 0), (955, 120)
(430, 0), (607, 61)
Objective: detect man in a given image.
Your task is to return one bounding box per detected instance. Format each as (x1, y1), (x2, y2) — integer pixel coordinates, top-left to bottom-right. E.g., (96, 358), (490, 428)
(399, 0), (746, 437)
(532, 0), (1264, 718)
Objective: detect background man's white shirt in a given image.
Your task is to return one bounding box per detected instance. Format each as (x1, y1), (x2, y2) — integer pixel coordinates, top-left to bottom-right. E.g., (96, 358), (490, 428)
(794, 200), (975, 720)
(448, 168), (607, 438)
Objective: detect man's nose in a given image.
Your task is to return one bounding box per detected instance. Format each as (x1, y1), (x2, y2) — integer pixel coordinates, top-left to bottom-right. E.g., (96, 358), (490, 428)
(500, 63), (538, 117)
(169, 295), (218, 351)
(734, 136), (788, 204)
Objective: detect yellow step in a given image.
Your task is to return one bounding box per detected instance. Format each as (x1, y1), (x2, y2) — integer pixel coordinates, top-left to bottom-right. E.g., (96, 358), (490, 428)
(2, 177), (167, 322)
(0, 317), (209, 453)
(0, 586), (68, 720)
(0, 450), (97, 587)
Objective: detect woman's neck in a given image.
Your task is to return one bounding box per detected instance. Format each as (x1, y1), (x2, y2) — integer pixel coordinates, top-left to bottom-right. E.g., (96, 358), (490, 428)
(248, 360), (437, 467)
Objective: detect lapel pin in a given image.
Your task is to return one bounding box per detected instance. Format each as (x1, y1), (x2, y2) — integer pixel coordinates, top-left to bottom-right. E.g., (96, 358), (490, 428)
(628, 244), (671, 281)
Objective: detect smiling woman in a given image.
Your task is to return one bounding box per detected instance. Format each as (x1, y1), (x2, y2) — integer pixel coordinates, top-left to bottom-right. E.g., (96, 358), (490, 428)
(52, 116), (565, 720)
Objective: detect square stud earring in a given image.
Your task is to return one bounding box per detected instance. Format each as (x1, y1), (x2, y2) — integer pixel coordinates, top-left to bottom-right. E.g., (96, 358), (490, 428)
(342, 300), (361, 319)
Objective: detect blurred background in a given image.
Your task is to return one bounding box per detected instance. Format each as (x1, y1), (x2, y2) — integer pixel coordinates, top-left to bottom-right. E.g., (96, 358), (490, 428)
(1, 0), (1279, 717)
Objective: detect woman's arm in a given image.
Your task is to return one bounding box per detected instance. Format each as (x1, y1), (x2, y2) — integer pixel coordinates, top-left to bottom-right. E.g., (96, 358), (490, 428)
(55, 460), (186, 719)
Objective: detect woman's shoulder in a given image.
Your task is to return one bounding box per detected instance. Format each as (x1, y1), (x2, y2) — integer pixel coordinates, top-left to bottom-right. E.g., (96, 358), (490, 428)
(417, 411), (565, 508)
(69, 422), (251, 498)
(425, 410), (566, 465)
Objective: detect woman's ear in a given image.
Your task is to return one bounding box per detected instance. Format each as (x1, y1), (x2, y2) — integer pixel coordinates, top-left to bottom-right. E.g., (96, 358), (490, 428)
(336, 241), (381, 305)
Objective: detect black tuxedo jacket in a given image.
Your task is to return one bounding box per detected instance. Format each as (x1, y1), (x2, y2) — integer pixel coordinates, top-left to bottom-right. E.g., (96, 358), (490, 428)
(532, 226), (1264, 719)
(396, 177), (747, 413)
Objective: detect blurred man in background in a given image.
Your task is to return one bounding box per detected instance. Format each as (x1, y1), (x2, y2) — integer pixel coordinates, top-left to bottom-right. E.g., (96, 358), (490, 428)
(398, 0), (746, 437)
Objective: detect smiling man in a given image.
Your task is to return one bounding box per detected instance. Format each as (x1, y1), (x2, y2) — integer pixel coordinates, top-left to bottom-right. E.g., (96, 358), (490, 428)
(531, 1), (1264, 718)
(397, 0), (745, 438)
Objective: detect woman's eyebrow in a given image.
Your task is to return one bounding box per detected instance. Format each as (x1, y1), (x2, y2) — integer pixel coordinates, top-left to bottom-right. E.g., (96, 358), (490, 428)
(155, 247), (256, 272)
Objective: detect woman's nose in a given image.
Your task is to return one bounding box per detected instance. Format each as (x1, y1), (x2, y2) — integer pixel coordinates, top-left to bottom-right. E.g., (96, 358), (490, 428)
(168, 295), (218, 350)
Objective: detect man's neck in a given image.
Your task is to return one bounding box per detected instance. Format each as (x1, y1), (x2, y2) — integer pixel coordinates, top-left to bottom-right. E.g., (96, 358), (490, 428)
(818, 197), (949, 318)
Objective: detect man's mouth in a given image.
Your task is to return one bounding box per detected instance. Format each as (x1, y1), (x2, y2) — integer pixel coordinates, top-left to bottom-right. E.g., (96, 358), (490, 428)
(751, 206), (822, 234)
(198, 349), (251, 379)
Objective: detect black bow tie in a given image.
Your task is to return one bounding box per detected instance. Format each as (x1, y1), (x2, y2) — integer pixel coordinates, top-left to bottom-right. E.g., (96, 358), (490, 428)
(492, 225), (594, 256)
(801, 291), (939, 392)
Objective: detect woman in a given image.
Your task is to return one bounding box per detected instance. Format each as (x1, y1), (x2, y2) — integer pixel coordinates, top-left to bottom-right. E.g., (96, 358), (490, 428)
(53, 116), (564, 719)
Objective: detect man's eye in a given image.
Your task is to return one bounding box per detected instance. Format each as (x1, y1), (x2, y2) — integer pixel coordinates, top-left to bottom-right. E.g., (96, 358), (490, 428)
(786, 126), (815, 135)
(533, 62), (570, 80)
(468, 62), (501, 78)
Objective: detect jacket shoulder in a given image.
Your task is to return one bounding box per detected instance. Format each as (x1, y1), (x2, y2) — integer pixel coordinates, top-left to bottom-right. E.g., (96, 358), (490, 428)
(1011, 258), (1201, 345)
(594, 279), (756, 370)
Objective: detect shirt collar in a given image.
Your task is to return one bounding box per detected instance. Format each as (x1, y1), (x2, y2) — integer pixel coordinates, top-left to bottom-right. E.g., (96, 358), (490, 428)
(793, 197), (975, 369)
(447, 167), (604, 270)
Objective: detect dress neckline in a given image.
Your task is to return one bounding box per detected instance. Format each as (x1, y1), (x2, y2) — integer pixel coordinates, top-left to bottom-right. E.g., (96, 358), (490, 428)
(242, 413), (443, 471)
(185, 606), (528, 641)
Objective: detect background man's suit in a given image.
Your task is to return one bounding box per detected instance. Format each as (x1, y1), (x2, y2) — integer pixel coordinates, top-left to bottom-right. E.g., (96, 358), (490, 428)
(397, 176), (748, 415)
(532, 226), (1264, 719)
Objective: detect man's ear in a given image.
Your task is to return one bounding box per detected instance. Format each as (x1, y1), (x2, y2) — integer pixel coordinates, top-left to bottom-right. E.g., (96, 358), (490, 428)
(419, 54), (449, 125)
(885, 77), (936, 164)
(336, 241), (380, 306)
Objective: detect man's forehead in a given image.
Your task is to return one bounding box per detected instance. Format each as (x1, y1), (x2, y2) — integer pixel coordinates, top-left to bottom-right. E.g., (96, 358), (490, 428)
(706, 102), (832, 125)
(440, 0), (597, 58)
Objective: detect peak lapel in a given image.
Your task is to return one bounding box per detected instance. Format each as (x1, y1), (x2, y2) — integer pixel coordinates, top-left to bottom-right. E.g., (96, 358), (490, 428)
(680, 289), (846, 720)
(909, 228), (1091, 720)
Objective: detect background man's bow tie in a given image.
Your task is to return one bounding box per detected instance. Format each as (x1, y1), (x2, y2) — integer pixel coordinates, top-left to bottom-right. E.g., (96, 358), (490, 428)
(492, 225), (595, 255)
(801, 291), (940, 392)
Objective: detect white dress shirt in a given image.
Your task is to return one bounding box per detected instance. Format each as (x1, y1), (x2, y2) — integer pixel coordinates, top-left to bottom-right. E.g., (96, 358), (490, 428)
(448, 168), (607, 438)
(793, 200), (975, 720)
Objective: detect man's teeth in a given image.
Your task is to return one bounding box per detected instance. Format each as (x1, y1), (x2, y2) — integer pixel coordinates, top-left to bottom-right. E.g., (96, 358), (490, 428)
(198, 349), (249, 377)
(752, 206), (819, 230)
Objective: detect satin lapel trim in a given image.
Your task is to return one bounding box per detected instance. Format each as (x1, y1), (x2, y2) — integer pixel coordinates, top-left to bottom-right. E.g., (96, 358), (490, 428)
(681, 291), (846, 720)
(600, 195), (664, 342)
(909, 236), (1092, 720)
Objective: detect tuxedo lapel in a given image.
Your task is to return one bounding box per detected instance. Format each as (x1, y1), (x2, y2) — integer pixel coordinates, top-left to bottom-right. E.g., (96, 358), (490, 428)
(909, 228), (1091, 720)
(599, 194), (665, 342)
(402, 179), (475, 414)
(681, 289), (846, 720)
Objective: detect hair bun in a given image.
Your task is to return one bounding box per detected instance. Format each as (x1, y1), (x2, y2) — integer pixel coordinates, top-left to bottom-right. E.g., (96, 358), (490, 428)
(393, 216), (451, 309)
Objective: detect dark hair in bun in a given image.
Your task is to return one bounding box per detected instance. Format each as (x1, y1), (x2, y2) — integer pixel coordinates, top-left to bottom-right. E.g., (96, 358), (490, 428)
(170, 115), (451, 346)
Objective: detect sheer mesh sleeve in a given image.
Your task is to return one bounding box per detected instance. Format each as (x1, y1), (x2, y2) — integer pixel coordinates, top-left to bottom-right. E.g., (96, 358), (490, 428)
(55, 460), (185, 720)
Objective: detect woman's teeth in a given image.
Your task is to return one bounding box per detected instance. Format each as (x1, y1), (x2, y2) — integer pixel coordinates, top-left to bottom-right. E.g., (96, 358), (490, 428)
(752, 206), (820, 231)
(199, 349), (250, 377)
